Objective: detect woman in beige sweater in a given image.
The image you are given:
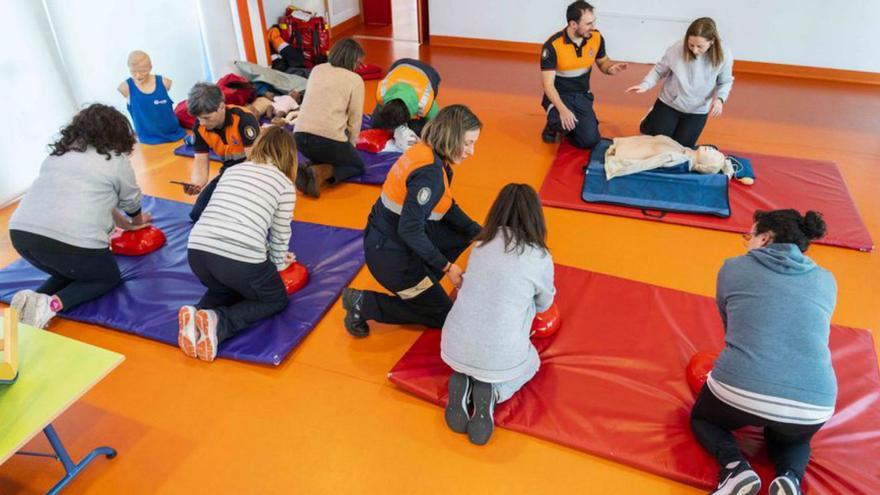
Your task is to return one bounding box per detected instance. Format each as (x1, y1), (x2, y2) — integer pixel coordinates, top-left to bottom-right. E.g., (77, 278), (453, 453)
(294, 38), (366, 197)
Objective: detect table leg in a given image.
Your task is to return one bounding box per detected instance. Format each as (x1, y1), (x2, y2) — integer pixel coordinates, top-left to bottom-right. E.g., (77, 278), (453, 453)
(42, 424), (116, 495)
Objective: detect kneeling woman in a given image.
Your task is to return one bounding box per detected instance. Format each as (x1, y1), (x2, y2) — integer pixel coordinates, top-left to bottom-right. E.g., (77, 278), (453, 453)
(626, 17), (734, 148)
(294, 38), (366, 198)
(179, 126), (297, 362)
(10, 104), (151, 328)
(692, 209), (836, 495)
(342, 105), (483, 337)
(441, 184), (555, 445)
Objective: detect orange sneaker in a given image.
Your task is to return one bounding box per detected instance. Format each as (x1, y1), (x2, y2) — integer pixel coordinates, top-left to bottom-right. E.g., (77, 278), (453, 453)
(267, 25), (284, 52)
(177, 305), (198, 358)
(194, 309), (219, 362)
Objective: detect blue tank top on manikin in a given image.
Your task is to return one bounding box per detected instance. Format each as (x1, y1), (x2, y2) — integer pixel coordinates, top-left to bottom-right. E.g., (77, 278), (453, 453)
(126, 75), (186, 144)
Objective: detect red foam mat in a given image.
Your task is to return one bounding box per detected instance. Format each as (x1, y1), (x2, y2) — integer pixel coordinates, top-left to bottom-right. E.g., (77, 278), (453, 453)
(538, 142), (874, 252)
(388, 265), (880, 493)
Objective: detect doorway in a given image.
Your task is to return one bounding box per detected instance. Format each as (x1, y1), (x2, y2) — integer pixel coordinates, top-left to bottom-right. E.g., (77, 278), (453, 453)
(359, 0), (428, 43)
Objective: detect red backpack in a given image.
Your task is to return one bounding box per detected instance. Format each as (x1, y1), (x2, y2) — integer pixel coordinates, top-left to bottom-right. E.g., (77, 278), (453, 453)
(174, 100), (196, 129)
(216, 73), (256, 106)
(278, 9), (330, 68)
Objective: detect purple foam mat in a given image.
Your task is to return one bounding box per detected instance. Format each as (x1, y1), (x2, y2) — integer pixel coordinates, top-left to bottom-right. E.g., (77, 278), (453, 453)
(0, 196), (365, 365)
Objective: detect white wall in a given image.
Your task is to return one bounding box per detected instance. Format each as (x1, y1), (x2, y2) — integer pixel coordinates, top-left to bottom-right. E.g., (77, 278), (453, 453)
(45, 0), (210, 115)
(262, 0), (359, 28)
(328, 0), (359, 25)
(0, 1), (77, 204)
(429, 0), (880, 72)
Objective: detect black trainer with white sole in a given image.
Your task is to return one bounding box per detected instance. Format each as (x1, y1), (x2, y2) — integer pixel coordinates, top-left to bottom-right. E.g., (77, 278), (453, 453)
(467, 379), (496, 446)
(711, 460), (761, 495)
(341, 288), (370, 338)
(769, 470), (802, 495)
(444, 372), (472, 433)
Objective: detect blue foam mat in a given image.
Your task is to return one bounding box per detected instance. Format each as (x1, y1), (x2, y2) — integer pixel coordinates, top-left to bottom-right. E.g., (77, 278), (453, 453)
(582, 139), (731, 218)
(0, 196), (365, 365)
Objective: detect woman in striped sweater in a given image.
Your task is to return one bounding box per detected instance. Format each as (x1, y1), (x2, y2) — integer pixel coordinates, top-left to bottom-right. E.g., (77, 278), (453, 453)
(178, 126), (297, 362)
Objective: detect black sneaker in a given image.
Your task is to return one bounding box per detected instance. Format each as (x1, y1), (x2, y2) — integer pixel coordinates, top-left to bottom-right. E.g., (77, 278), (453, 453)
(294, 163), (309, 195)
(711, 460), (761, 495)
(467, 379), (496, 445)
(769, 470), (802, 495)
(341, 288), (370, 338)
(445, 372), (472, 433)
(541, 123), (559, 144)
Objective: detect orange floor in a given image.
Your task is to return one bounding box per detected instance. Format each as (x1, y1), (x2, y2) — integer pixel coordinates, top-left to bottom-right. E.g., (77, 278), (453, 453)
(1, 37), (878, 494)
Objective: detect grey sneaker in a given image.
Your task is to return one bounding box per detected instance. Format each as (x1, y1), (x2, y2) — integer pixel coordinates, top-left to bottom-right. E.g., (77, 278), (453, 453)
(444, 372), (472, 433)
(30, 293), (57, 329)
(467, 379), (497, 445)
(10, 289), (37, 326)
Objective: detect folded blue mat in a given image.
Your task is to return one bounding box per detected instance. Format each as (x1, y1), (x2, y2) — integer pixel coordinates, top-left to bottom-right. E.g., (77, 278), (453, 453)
(0, 196), (365, 365)
(582, 139), (731, 218)
(173, 115), (400, 185)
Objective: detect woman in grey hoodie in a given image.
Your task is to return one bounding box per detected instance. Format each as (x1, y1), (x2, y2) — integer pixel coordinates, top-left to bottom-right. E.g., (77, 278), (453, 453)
(440, 184), (555, 446)
(626, 17), (734, 148)
(692, 209), (837, 495)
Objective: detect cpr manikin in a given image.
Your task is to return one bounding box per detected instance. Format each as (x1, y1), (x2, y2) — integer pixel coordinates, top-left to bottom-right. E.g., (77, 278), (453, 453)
(604, 134), (745, 182)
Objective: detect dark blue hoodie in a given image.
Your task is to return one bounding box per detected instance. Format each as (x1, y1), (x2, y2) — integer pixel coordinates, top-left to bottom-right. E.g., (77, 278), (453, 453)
(712, 243), (838, 407)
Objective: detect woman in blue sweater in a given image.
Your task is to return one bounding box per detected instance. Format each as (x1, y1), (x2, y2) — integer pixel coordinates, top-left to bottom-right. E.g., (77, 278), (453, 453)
(692, 209), (837, 495)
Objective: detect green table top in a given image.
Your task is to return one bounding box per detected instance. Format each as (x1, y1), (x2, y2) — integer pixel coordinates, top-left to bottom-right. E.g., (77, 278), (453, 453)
(0, 320), (124, 464)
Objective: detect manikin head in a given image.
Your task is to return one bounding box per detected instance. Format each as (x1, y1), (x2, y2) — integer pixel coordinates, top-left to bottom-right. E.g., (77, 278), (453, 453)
(127, 50), (153, 85)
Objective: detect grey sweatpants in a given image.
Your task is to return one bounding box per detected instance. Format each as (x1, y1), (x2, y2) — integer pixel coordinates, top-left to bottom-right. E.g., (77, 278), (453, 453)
(493, 357), (540, 403)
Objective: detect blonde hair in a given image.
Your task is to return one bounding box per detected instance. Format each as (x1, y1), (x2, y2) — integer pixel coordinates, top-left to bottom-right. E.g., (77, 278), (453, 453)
(683, 17), (724, 67)
(247, 126), (298, 181)
(421, 105), (482, 163)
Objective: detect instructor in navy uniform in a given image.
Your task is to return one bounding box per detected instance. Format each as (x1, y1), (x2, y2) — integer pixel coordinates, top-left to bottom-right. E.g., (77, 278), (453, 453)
(341, 105), (483, 337)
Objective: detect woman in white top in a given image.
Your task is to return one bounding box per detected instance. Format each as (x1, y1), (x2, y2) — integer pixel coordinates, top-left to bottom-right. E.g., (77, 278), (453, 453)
(626, 17), (734, 148)
(179, 126), (297, 362)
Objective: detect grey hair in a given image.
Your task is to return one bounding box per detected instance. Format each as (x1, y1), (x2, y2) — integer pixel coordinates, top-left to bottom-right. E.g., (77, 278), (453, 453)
(187, 82), (224, 116)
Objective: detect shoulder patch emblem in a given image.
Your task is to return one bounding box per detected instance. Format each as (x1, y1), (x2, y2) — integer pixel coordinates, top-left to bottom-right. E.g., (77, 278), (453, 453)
(417, 187), (432, 205)
(541, 48), (550, 60)
(244, 125), (258, 140)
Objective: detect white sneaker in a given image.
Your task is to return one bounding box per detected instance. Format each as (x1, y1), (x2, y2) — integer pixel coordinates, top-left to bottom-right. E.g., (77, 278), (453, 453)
(194, 309), (219, 362)
(10, 289), (36, 325)
(177, 306), (198, 358)
(30, 293), (57, 329)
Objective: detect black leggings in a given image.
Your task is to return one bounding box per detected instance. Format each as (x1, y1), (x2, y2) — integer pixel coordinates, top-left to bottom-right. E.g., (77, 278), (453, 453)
(690, 385), (824, 480)
(640, 98), (708, 148)
(10, 230), (121, 309)
(295, 132), (366, 183)
(188, 249), (289, 343)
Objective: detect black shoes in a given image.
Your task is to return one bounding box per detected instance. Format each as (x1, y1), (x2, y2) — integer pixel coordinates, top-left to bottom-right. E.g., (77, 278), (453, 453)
(341, 288), (370, 338)
(541, 123), (560, 144)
